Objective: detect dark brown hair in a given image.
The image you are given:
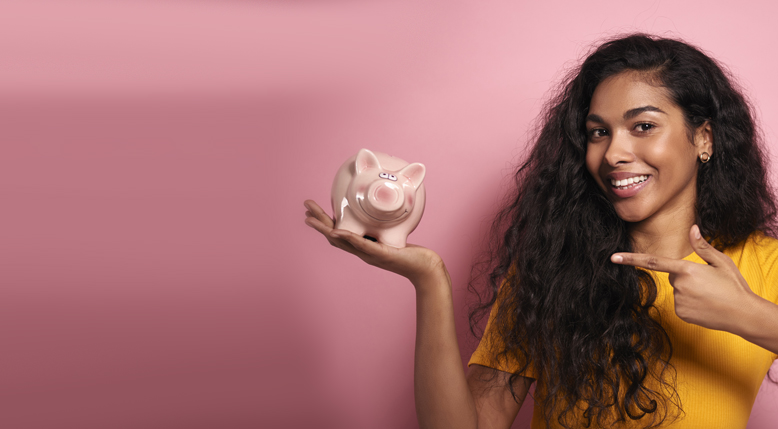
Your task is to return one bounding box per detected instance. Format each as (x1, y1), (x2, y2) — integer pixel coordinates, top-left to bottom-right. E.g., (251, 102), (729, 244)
(469, 33), (776, 428)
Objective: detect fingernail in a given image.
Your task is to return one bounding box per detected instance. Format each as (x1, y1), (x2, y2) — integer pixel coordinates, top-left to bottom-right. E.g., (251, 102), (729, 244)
(612, 255), (623, 263)
(693, 225), (702, 240)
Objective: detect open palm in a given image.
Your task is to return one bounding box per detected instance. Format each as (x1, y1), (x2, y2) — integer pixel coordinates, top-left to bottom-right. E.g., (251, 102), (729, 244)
(303, 199), (446, 286)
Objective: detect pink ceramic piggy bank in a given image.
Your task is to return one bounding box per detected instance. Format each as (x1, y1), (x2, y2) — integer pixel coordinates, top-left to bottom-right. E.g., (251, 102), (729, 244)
(331, 148), (426, 248)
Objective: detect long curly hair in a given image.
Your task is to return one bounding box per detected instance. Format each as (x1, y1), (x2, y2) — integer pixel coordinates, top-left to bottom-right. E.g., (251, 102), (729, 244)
(468, 33), (777, 428)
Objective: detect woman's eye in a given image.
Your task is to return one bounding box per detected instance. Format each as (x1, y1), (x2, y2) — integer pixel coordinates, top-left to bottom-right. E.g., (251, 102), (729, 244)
(588, 128), (608, 139)
(635, 123), (654, 132)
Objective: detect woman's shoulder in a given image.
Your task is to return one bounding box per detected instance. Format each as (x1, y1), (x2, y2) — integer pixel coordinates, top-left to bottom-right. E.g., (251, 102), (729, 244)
(718, 231), (778, 273)
(743, 230), (778, 254)
(728, 231), (778, 280)
(739, 231), (778, 302)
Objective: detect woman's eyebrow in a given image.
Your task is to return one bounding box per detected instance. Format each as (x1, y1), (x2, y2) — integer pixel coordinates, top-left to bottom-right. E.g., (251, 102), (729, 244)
(585, 113), (604, 123)
(585, 106), (666, 124)
(623, 105), (666, 120)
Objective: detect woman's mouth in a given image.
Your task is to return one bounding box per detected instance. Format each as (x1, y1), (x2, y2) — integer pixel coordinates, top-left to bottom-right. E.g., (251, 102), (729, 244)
(609, 175), (649, 190)
(608, 175), (651, 198)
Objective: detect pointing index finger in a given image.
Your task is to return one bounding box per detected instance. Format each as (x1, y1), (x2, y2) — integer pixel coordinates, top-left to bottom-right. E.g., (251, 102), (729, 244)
(611, 252), (687, 273)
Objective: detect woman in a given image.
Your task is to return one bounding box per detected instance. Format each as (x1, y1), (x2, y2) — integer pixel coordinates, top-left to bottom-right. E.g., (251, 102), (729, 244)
(304, 34), (778, 428)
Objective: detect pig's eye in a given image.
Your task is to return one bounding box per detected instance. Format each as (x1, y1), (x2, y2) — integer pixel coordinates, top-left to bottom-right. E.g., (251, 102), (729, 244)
(379, 172), (389, 179)
(388, 174), (397, 181)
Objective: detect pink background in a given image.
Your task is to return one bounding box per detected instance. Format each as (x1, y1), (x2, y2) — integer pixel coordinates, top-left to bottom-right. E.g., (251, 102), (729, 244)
(2, 1), (777, 428)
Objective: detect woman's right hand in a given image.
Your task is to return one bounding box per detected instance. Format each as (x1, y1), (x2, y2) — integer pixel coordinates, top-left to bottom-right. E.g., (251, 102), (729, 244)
(303, 199), (448, 288)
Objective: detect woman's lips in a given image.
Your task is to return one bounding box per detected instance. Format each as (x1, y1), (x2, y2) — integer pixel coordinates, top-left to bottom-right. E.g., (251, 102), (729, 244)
(608, 175), (651, 198)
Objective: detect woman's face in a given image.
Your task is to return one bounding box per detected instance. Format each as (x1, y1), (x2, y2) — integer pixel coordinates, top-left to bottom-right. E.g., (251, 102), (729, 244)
(585, 71), (711, 225)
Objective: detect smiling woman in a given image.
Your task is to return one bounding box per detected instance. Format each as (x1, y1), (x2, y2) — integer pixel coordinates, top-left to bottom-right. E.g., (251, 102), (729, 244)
(305, 34), (778, 429)
(466, 34), (778, 428)
(585, 72), (710, 231)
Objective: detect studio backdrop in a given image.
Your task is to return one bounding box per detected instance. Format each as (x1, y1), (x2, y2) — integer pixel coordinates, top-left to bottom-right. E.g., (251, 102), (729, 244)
(2, 1), (777, 428)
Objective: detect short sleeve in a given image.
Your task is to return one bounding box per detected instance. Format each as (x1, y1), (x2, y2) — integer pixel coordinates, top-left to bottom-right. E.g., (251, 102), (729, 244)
(467, 279), (537, 379)
(746, 232), (778, 361)
(752, 233), (778, 304)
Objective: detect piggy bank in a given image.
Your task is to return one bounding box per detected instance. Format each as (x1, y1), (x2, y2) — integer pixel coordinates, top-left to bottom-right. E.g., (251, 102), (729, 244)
(331, 148), (426, 248)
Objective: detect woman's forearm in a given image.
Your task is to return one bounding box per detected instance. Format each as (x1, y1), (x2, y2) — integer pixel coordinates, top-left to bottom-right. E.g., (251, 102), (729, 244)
(731, 293), (778, 355)
(412, 268), (478, 429)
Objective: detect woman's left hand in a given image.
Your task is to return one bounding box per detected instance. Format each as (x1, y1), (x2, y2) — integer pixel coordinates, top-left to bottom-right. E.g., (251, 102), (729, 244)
(610, 224), (758, 333)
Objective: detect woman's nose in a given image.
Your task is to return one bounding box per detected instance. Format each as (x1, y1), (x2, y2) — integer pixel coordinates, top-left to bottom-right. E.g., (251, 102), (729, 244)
(604, 132), (635, 166)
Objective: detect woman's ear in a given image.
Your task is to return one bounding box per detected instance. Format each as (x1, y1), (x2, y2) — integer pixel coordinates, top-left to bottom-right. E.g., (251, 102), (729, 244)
(695, 121), (714, 156)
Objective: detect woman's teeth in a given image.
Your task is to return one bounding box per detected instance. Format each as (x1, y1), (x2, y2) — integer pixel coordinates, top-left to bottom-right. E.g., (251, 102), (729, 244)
(610, 175), (648, 189)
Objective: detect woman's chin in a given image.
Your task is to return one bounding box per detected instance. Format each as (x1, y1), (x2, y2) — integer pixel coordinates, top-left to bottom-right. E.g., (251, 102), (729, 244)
(613, 208), (649, 224)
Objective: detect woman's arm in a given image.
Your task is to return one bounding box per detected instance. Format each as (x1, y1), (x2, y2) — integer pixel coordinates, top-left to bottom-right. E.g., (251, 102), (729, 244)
(726, 294), (778, 355)
(412, 269), (530, 428)
(613, 225), (778, 355)
(413, 269), (479, 428)
(467, 365), (532, 429)
(304, 200), (530, 428)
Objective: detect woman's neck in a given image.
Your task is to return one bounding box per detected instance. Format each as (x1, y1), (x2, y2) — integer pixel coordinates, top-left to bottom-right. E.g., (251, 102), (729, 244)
(628, 207), (696, 260)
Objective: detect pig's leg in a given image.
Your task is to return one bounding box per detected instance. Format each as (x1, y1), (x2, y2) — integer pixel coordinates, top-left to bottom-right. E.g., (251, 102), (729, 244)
(376, 228), (409, 248)
(335, 214), (367, 239)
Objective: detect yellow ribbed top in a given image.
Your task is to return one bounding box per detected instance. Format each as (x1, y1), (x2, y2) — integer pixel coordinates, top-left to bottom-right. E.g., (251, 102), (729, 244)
(468, 233), (778, 428)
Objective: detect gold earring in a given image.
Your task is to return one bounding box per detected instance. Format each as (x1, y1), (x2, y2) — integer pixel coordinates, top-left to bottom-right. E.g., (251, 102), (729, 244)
(699, 152), (711, 163)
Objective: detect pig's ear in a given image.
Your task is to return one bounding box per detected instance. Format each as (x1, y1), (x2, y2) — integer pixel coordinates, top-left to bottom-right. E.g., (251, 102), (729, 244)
(355, 149), (381, 174)
(399, 163), (426, 188)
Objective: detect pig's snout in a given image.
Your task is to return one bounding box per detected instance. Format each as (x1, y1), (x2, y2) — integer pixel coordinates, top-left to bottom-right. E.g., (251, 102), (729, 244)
(370, 182), (402, 211)
(374, 185), (399, 205)
(361, 181), (408, 220)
